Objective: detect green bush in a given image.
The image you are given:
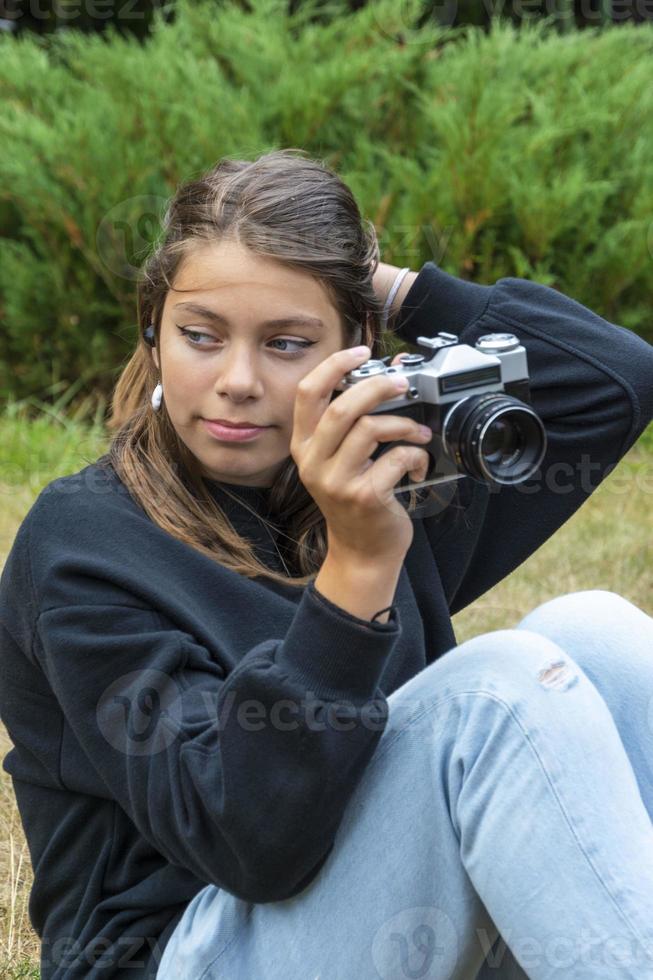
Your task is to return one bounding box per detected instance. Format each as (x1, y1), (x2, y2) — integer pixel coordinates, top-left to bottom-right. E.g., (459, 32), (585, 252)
(1, 0), (653, 418)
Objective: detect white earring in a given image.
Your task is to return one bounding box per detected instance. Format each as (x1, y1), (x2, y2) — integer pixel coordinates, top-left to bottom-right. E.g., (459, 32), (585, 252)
(151, 382), (163, 412)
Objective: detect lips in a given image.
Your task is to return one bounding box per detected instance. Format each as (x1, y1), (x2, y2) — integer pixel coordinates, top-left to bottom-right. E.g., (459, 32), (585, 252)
(205, 419), (268, 428)
(202, 419), (270, 442)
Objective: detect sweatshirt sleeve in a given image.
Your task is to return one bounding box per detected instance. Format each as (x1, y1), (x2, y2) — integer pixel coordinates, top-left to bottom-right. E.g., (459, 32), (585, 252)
(393, 261), (653, 613)
(27, 520), (400, 904)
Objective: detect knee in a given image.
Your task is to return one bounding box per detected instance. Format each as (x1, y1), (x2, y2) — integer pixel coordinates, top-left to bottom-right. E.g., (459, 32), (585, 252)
(449, 627), (580, 692)
(515, 589), (648, 676)
(517, 589), (643, 640)
(400, 628), (578, 710)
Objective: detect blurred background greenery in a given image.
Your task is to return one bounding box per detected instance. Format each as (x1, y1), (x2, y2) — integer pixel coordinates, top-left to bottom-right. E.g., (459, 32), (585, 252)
(2, 0), (651, 41)
(2, 0), (653, 419)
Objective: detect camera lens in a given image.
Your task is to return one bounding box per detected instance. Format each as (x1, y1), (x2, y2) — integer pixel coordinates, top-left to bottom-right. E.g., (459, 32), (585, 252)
(482, 417), (523, 466)
(443, 394), (547, 485)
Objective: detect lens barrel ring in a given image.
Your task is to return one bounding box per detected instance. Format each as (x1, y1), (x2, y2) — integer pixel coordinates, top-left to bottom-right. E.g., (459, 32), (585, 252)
(443, 392), (547, 485)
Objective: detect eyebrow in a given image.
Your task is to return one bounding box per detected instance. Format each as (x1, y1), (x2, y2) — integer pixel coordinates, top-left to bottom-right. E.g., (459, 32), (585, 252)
(172, 302), (324, 329)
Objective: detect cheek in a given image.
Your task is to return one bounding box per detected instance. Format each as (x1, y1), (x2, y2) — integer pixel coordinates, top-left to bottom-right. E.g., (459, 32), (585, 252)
(274, 383), (301, 429)
(165, 353), (213, 399)
(277, 359), (330, 427)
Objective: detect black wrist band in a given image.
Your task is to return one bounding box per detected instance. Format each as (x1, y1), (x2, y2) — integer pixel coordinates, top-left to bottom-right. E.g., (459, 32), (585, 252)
(371, 605), (395, 623)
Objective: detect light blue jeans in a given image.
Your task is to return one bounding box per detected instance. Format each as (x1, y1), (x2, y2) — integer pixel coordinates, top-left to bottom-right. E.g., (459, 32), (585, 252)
(155, 591), (653, 980)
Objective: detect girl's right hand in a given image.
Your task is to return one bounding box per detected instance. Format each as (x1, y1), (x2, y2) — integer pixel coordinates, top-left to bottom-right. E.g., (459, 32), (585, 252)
(290, 345), (432, 565)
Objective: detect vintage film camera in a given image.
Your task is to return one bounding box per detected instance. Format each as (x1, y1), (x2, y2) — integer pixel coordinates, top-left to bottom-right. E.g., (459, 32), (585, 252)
(336, 332), (547, 511)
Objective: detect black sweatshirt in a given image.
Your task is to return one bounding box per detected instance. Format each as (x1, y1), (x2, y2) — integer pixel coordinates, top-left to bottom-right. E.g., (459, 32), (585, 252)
(1, 262), (652, 980)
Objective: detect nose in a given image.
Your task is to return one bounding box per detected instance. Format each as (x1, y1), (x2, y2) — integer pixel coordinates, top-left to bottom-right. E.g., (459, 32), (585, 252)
(214, 343), (265, 403)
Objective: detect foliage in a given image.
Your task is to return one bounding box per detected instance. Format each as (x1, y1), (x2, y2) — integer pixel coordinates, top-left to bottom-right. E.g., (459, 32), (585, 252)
(0, 962), (41, 979)
(1, 0), (653, 419)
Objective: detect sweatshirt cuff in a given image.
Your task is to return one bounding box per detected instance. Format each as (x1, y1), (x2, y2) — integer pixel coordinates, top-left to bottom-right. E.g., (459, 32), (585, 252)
(272, 579), (401, 701)
(393, 261), (495, 347)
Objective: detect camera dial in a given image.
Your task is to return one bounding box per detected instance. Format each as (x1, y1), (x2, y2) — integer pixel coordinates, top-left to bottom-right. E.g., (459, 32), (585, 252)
(475, 333), (521, 354)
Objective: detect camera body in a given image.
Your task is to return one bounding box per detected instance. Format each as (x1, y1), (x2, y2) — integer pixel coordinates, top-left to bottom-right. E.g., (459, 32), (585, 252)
(336, 332), (547, 509)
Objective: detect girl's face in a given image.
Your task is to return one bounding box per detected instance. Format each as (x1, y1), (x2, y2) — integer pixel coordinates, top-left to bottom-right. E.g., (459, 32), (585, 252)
(153, 240), (348, 487)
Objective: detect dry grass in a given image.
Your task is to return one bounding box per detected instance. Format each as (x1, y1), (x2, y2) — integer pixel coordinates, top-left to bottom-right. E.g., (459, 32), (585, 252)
(451, 444), (653, 642)
(0, 722), (40, 975)
(0, 414), (651, 976)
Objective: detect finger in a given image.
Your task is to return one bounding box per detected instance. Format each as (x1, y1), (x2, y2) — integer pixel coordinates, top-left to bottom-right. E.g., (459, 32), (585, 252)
(357, 445), (432, 511)
(308, 372), (412, 461)
(329, 414), (431, 483)
(291, 345), (371, 446)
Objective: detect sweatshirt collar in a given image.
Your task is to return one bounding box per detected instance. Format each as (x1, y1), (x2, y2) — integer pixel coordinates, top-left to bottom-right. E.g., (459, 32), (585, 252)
(203, 479), (273, 513)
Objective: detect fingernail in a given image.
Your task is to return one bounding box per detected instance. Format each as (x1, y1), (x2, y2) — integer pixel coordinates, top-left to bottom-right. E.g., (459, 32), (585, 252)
(353, 345), (370, 356)
(393, 376), (409, 389)
(419, 425), (431, 437)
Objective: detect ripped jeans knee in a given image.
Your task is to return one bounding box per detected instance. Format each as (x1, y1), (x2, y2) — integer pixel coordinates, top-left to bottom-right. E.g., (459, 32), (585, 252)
(386, 627), (584, 736)
(536, 658), (579, 691)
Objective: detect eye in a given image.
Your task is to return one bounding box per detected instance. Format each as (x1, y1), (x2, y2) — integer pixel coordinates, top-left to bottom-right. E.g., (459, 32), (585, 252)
(176, 326), (316, 358)
(267, 338), (316, 356)
(176, 328), (217, 346)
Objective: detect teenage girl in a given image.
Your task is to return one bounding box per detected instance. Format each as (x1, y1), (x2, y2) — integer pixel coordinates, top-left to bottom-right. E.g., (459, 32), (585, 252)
(1, 147), (652, 980)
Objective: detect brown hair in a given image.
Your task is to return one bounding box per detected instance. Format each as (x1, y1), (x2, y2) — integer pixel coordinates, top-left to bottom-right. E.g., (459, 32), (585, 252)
(105, 147), (438, 587)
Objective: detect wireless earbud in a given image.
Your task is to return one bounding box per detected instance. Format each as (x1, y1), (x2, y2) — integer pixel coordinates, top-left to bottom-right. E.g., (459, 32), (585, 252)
(143, 323), (156, 348)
